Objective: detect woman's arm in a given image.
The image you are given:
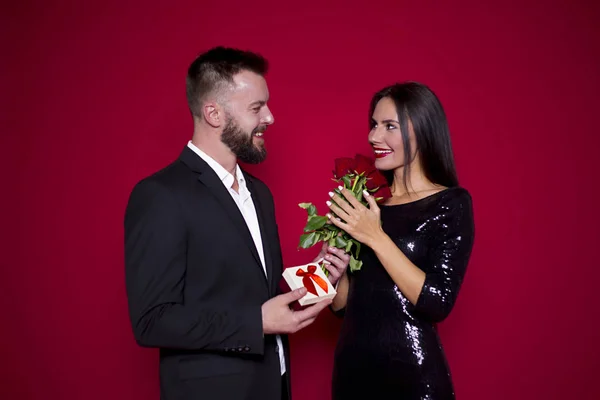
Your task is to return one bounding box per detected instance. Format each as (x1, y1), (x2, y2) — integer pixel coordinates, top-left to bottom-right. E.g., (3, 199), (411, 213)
(369, 232), (426, 305)
(327, 187), (475, 323)
(330, 271), (350, 312)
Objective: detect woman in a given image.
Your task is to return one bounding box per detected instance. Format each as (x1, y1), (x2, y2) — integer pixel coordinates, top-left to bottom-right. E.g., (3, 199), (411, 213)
(325, 82), (475, 399)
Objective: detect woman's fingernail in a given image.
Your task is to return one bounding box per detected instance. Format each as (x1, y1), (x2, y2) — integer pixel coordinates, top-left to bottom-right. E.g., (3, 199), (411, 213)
(326, 200), (332, 206)
(338, 186), (344, 191)
(328, 191), (334, 197)
(363, 190), (370, 197)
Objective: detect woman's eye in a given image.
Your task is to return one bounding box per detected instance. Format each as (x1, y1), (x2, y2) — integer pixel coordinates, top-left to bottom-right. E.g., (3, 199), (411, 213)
(386, 124), (396, 130)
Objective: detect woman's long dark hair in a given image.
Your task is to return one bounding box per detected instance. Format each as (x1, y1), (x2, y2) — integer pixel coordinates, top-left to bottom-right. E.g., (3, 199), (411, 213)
(369, 81), (459, 191)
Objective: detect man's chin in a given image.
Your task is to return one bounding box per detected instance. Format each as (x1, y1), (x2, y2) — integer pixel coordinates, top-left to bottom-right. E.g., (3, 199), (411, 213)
(238, 148), (267, 164)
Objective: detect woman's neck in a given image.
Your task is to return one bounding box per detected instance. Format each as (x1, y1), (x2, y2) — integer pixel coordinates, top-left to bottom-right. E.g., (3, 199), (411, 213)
(391, 165), (444, 199)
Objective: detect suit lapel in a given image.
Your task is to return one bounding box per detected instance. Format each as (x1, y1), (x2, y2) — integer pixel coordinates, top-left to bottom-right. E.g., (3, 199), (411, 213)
(245, 174), (276, 295)
(179, 147), (268, 291)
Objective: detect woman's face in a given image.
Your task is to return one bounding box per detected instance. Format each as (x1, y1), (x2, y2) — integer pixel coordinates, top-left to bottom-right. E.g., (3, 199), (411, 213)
(368, 96), (417, 171)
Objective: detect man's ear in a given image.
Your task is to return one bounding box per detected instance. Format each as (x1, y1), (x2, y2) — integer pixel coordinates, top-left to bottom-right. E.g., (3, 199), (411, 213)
(202, 102), (223, 128)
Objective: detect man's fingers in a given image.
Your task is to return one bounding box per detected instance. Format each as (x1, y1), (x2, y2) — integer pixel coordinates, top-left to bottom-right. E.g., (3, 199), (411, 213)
(281, 287), (307, 304)
(297, 317), (317, 331)
(294, 299), (331, 322)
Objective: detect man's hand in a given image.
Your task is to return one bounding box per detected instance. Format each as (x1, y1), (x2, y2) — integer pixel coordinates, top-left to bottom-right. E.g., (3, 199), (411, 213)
(261, 288), (332, 334)
(314, 242), (351, 286)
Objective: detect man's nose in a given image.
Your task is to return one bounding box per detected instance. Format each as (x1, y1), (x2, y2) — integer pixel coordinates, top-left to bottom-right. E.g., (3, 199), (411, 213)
(262, 107), (274, 125)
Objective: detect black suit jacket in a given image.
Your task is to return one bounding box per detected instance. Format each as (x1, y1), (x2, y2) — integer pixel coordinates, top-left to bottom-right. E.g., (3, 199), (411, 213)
(124, 146), (291, 400)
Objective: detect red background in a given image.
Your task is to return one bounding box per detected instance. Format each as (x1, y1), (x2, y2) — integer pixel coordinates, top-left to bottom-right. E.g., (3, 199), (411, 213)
(2, 1), (600, 399)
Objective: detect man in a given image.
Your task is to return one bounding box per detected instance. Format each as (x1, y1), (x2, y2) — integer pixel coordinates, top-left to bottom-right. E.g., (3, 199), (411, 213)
(124, 46), (350, 400)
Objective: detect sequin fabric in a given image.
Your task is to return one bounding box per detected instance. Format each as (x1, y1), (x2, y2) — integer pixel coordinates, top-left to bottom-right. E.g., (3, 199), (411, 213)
(332, 187), (475, 400)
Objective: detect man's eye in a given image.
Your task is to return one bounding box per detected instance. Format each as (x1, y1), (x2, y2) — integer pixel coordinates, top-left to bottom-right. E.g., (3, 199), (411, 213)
(252, 107), (261, 113)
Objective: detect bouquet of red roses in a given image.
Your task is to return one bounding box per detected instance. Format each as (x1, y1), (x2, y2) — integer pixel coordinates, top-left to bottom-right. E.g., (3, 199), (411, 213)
(298, 154), (392, 272)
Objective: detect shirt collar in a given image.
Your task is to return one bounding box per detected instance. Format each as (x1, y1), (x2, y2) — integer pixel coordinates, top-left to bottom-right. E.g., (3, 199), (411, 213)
(187, 141), (246, 190)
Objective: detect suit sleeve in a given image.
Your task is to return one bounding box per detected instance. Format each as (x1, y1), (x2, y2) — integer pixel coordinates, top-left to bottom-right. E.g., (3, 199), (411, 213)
(414, 191), (475, 323)
(124, 179), (264, 355)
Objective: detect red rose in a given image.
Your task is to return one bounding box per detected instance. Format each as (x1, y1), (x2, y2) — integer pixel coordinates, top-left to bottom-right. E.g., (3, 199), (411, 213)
(353, 154), (376, 175)
(334, 154), (379, 178)
(333, 157), (355, 179)
(372, 185), (392, 202)
(365, 169), (388, 190)
(298, 152), (393, 273)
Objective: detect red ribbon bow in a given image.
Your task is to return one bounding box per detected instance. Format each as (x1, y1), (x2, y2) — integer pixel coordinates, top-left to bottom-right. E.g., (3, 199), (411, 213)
(296, 264), (329, 296)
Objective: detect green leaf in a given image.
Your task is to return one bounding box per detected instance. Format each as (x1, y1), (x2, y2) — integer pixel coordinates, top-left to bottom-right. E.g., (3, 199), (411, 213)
(304, 215), (328, 232)
(299, 232), (318, 249)
(342, 175), (352, 188)
(298, 202), (317, 216)
(354, 240), (361, 258)
(349, 256), (363, 272)
(356, 188), (363, 203)
(335, 235), (348, 248)
(345, 240), (353, 253)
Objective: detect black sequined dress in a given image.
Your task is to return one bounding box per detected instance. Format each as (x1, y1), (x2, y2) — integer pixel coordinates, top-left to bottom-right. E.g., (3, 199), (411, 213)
(332, 187), (475, 400)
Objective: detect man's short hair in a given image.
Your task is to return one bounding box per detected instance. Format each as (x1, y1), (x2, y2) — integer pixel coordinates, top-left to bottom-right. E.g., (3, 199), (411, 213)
(186, 46), (269, 117)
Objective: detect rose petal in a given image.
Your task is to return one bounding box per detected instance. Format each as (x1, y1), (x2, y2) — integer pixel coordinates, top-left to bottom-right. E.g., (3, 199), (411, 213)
(353, 154), (376, 175)
(365, 169), (388, 189)
(333, 157), (355, 178)
(373, 185), (392, 202)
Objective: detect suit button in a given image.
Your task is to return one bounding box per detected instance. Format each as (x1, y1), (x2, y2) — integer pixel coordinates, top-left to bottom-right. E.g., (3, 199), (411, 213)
(238, 347), (243, 352)
(244, 346), (250, 351)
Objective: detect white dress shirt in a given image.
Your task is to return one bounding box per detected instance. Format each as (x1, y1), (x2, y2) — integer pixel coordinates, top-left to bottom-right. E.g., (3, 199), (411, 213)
(187, 141), (286, 375)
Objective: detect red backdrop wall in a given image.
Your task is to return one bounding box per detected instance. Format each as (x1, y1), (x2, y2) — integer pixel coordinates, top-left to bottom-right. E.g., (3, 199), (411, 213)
(3, 1), (600, 399)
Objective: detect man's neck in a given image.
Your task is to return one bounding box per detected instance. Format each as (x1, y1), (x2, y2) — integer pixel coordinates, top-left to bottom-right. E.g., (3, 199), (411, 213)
(191, 133), (237, 177)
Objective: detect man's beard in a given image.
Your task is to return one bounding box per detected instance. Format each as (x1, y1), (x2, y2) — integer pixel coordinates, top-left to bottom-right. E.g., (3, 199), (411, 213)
(221, 117), (267, 164)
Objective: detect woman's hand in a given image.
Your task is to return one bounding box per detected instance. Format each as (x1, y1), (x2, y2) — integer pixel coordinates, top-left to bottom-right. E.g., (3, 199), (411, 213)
(326, 187), (385, 248)
(313, 242), (351, 285)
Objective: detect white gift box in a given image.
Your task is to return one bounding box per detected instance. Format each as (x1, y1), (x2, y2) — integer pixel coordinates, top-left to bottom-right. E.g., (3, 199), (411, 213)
(282, 258), (337, 306)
